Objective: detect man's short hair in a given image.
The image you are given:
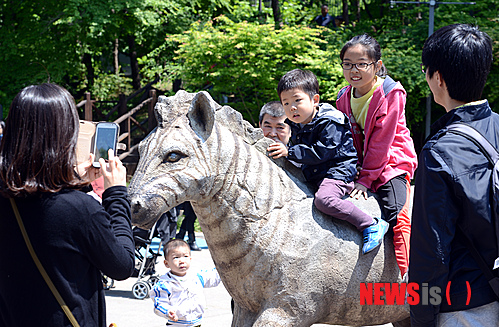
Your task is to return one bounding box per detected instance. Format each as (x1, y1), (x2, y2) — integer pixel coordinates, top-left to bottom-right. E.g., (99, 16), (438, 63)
(422, 24), (492, 103)
(163, 238), (190, 258)
(277, 69), (319, 101)
(259, 101), (285, 124)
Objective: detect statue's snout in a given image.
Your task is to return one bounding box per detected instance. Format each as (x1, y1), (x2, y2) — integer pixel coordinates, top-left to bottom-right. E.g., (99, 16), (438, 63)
(131, 198), (143, 216)
(130, 197), (153, 229)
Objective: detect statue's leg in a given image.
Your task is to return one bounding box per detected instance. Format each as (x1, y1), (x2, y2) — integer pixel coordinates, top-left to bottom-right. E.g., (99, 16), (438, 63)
(392, 317), (411, 327)
(231, 302), (258, 327)
(252, 307), (312, 327)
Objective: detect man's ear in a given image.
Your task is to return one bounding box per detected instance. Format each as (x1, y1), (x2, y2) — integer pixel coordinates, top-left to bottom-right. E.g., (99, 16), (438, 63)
(435, 71), (450, 95)
(435, 71), (445, 88)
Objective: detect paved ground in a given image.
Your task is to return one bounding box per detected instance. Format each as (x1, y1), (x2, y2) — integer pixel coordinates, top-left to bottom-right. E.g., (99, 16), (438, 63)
(105, 233), (393, 327)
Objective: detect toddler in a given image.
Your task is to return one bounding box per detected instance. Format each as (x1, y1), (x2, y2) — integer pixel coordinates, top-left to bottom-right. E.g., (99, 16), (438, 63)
(149, 239), (221, 326)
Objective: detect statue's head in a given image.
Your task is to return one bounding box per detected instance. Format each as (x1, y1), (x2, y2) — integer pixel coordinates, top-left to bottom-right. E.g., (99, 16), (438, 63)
(128, 91), (220, 229)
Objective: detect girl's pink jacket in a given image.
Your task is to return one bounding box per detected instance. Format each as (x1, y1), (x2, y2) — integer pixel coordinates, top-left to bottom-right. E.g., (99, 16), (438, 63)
(336, 76), (418, 192)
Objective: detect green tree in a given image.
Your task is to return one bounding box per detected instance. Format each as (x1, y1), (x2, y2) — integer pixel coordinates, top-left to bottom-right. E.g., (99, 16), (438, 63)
(0, 0), (231, 113)
(152, 16), (342, 124)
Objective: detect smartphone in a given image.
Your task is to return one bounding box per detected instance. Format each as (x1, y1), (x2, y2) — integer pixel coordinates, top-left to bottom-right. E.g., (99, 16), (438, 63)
(92, 122), (120, 168)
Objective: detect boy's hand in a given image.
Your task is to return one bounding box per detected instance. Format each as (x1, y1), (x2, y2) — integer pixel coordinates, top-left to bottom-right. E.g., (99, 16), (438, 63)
(100, 149), (127, 190)
(168, 310), (178, 322)
(267, 142), (288, 159)
(76, 153), (102, 182)
(350, 182), (368, 200)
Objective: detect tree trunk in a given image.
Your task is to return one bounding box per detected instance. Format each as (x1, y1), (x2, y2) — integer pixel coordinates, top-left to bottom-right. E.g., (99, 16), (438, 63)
(114, 38), (119, 75)
(380, 0), (389, 17)
(173, 79), (182, 92)
(354, 0), (361, 21)
(362, 0), (373, 20)
(342, 0), (349, 25)
(83, 53), (94, 88)
(127, 35), (141, 89)
(271, 0), (281, 28)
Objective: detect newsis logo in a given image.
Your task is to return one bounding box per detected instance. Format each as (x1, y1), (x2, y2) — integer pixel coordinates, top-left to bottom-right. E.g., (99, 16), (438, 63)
(359, 282), (471, 306)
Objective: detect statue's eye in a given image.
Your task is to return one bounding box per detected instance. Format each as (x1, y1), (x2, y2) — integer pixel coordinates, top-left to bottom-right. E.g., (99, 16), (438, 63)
(164, 152), (185, 163)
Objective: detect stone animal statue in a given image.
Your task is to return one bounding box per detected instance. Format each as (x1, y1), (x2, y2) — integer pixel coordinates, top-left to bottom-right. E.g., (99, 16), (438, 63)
(128, 90), (410, 327)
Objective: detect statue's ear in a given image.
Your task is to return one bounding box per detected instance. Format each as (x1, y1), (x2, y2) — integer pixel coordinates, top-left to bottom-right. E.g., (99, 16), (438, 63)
(154, 95), (172, 127)
(187, 91), (216, 142)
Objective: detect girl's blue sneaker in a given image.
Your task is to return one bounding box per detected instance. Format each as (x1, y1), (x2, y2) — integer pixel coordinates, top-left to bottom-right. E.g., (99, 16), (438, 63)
(362, 218), (389, 254)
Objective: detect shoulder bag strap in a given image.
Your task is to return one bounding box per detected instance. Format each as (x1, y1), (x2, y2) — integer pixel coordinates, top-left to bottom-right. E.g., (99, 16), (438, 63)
(447, 123), (499, 299)
(447, 123), (499, 163)
(10, 198), (80, 327)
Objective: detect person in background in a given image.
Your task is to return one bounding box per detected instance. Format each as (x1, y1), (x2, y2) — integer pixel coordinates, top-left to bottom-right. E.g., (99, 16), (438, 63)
(410, 24), (498, 326)
(0, 83), (134, 326)
(176, 202), (202, 251)
(314, 4), (336, 28)
(150, 239), (221, 327)
(259, 101), (291, 145)
(336, 34), (418, 279)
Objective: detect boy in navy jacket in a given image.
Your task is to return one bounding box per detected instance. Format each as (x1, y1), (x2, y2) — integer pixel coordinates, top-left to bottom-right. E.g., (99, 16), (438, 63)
(268, 69), (388, 254)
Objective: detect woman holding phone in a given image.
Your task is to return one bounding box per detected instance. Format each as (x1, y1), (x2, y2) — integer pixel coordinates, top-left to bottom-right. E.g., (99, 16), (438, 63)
(0, 83), (135, 327)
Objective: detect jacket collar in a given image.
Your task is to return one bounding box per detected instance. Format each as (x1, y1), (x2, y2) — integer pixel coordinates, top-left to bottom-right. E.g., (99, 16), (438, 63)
(429, 100), (491, 140)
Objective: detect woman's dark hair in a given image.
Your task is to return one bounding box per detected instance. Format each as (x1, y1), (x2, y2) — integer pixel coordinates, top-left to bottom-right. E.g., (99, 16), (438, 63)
(277, 69), (319, 100)
(0, 83), (86, 197)
(340, 34), (387, 77)
(422, 24), (492, 103)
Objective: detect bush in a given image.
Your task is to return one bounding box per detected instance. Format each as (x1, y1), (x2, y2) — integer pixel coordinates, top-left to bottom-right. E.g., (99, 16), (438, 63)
(164, 16), (348, 124)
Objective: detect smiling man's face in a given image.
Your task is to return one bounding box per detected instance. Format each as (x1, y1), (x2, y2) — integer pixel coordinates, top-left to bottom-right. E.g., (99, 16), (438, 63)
(259, 114), (291, 144)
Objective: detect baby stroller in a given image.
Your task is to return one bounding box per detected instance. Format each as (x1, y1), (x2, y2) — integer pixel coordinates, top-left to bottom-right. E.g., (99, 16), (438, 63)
(131, 209), (177, 299)
(130, 222), (163, 299)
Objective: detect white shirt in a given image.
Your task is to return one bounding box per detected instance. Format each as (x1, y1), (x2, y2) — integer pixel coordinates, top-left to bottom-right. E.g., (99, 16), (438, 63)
(149, 268), (221, 326)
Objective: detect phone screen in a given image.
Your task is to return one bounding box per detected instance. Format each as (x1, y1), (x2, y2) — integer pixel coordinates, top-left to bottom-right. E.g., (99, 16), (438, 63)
(93, 123), (119, 168)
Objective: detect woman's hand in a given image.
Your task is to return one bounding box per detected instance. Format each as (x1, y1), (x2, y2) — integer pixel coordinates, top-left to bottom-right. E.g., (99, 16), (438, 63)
(75, 154), (102, 183)
(350, 182), (368, 200)
(100, 149), (127, 190)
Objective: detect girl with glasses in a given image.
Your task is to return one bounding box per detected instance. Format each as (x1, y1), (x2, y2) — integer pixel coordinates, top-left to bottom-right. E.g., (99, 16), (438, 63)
(336, 34), (418, 280)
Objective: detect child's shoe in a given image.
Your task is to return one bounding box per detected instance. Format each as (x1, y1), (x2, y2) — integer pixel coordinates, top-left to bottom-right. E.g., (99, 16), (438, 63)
(362, 218), (389, 254)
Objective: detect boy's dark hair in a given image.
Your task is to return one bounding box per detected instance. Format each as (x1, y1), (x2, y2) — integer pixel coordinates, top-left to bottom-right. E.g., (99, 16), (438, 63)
(0, 83), (86, 197)
(422, 24), (492, 103)
(259, 101), (285, 124)
(164, 238), (190, 258)
(277, 69), (319, 100)
(340, 34), (387, 77)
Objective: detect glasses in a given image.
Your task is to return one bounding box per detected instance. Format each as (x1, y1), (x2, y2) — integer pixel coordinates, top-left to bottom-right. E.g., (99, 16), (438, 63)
(421, 63), (427, 74)
(341, 62), (376, 70)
